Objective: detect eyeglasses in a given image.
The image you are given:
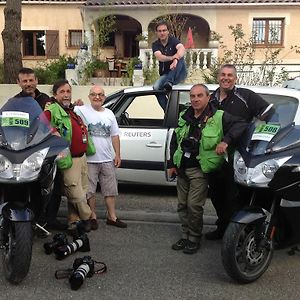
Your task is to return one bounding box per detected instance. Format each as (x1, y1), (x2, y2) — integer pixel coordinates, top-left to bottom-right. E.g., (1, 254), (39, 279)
(89, 93), (105, 97)
(157, 29), (168, 33)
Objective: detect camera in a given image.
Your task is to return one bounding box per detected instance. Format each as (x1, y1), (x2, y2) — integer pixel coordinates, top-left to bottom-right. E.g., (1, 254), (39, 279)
(44, 233), (68, 255)
(54, 233), (90, 260)
(69, 256), (95, 290)
(181, 136), (199, 154)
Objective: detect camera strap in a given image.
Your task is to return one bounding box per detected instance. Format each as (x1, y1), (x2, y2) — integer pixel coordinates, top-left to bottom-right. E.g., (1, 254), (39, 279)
(93, 261), (107, 275)
(55, 268), (74, 279)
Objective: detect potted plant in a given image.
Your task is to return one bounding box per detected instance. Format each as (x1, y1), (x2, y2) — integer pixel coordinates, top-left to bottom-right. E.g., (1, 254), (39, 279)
(135, 32), (148, 49)
(85, 59), (108, 78)
(208, 30), (221, 48)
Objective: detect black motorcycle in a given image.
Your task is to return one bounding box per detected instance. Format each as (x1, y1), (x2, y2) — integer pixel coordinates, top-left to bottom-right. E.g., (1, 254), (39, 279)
(0, 97), (68, 284)
(221, 98), (300, 283)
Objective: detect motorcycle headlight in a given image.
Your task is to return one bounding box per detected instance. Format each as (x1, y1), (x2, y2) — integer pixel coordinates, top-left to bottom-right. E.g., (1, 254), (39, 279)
(20, 148), (49, 180)
(0, 148), (49, 181)
(262, 159), (280, 179)
(234, 152), (246, 175)
(234, 152), (291, 187)
(0, 154), (13, 178)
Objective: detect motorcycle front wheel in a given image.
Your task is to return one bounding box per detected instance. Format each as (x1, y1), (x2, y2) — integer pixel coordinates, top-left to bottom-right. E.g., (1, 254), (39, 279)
(2, 221), (33, 284)
(221, 222), (273, 283)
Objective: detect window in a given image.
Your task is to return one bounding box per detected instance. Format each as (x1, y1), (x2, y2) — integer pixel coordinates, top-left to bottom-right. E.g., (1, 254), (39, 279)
(23, 31), (46, 56)
(68, 30), (82, 48)
(252, 18), (284, 46)
(22, 30), (59, 58)
(115, 95), (165, 127)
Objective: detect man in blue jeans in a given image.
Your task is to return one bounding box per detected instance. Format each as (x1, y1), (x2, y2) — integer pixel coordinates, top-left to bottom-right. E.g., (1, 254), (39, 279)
(152, 21), (187, 110)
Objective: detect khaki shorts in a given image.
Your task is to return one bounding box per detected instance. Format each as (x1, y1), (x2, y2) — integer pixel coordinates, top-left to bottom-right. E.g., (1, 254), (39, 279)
(87, 161), (118, 198)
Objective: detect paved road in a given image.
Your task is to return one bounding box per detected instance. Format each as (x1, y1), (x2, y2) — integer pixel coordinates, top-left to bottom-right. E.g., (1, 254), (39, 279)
(0, 185), (300, 299)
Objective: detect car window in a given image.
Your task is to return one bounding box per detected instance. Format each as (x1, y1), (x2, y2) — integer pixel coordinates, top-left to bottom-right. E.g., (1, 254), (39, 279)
(116, 94), (165, 127)
(178, 91), (191, 113)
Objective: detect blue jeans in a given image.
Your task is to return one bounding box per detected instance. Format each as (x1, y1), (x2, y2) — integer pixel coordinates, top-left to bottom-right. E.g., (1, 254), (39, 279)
(153, 59), (187, 110)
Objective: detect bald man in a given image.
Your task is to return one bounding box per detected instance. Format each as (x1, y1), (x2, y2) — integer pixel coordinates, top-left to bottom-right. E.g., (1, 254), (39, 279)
(74, 86), (127, 230)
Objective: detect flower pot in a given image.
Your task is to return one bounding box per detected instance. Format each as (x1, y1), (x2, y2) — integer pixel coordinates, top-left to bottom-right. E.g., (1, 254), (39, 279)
(208, 40), (220, 48)
(139, 40), (148, 49)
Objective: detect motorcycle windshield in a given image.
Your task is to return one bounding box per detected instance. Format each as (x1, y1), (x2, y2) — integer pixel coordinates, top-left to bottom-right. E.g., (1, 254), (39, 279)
(243, 94), (299, 155)
(0, 97), (52, 151)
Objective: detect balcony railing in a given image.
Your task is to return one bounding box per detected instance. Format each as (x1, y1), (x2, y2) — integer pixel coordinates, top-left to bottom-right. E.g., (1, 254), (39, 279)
(139, 48), (219, 72)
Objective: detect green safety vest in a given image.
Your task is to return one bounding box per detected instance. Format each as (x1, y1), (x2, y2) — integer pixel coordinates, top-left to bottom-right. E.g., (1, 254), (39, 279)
(46, 102), (73, 169)
(173, 109), (225, 173)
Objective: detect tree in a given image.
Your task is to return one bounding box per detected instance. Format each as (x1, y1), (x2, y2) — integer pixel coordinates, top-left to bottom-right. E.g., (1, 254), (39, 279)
(2, 0), (22, 83)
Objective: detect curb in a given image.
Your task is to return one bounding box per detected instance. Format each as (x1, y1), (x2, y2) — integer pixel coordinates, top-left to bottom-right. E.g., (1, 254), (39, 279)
(58, 208), (217, 226)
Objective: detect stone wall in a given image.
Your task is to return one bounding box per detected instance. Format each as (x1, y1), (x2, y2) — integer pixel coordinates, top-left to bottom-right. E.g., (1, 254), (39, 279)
(0, 85), (128, 107)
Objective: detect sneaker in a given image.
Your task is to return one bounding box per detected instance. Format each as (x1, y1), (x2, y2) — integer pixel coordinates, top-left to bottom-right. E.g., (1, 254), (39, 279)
(183, 240), (200, 254)
(205, 228), (225, 240)
(163, 82), (173, 92)
(171, 238), (188, 250)
(106, 218), (127, 228)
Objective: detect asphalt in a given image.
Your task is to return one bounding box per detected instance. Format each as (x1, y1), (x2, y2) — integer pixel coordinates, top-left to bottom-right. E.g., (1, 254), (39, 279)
(57, 184), (217, 226)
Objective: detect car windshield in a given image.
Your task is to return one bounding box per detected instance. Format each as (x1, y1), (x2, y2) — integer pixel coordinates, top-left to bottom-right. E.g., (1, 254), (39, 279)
(0, 97), (52, 151)
(241, 94), (299, 155)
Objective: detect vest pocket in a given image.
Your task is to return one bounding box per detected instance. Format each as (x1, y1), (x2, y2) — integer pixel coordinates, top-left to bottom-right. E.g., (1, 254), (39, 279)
(201, 129), (220, 150)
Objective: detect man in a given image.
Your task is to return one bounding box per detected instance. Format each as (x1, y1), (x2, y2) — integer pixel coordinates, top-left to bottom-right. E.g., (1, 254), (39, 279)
(44, 79), (93, 236)
(169, 84), (246, 254)
(14, 68), (66, 230)
(15, 67), (51, 109)
(205, 64), (272, 240)
(152, 21), (187, 110)
(75, 85), (127, 230)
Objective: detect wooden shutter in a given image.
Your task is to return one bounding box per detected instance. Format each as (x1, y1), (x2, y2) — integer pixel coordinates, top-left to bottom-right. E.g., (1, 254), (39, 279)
(46, 30), (59, 58)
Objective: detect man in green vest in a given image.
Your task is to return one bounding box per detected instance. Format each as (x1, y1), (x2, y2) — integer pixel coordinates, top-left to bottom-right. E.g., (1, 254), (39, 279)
(169, 84), (246, 254)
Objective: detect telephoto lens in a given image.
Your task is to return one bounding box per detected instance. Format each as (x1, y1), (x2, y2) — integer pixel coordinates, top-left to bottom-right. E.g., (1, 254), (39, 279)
(54, 233), (90, 260)
(43, 233), (68, 255)
(69, 256), (94, 290)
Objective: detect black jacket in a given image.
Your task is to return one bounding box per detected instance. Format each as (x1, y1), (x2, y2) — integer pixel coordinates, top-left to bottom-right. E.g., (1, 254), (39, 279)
(210, 87), (270, 122)
(14, 89), (50, 110)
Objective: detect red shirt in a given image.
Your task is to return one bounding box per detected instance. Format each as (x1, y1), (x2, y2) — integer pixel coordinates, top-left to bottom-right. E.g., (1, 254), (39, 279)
(44, 108), (88, 157)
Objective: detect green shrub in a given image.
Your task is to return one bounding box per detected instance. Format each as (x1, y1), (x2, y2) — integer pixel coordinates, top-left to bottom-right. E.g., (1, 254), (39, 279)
(84, 59), (108, 78)
(33, 55), (76, 84)
(121, 57), (142, 85)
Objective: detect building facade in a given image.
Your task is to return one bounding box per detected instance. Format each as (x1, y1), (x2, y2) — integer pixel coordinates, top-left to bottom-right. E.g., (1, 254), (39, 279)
(0, 0), (300, 78)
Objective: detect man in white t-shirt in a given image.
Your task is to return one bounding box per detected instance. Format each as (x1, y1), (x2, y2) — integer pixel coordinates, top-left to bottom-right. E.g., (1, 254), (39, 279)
(74, 85), (127, 230)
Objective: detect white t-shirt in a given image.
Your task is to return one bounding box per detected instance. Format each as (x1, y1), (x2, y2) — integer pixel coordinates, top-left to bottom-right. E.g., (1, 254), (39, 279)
(74, 105), (120, 163)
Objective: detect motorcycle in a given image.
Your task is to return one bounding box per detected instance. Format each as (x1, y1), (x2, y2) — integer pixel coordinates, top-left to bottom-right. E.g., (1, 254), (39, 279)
(0, 97), (68, 284)
(221, 99), (300, 283)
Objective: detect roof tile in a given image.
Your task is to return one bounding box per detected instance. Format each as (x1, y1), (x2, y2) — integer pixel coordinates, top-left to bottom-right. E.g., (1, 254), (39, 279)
(85, 0), (300, 5)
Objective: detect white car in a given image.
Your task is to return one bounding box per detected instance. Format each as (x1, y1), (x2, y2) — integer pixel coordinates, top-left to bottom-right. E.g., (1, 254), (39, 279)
(104, 84), (300, 186)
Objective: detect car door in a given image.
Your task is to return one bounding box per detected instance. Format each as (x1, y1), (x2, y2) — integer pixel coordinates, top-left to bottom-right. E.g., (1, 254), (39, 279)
(113, 91), (172, 185)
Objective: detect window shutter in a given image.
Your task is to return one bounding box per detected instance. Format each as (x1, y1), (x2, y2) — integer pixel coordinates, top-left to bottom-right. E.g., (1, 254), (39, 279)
(46, 30), (59, 58)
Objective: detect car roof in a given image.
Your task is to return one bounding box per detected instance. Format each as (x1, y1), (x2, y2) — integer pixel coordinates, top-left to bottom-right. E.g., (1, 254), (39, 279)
(121, 84), (300, 98)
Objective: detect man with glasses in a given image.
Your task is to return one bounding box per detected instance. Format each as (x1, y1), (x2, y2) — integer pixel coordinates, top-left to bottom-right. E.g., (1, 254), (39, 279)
(152, 20), (187, 110)
(74, 85), (127, 230)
